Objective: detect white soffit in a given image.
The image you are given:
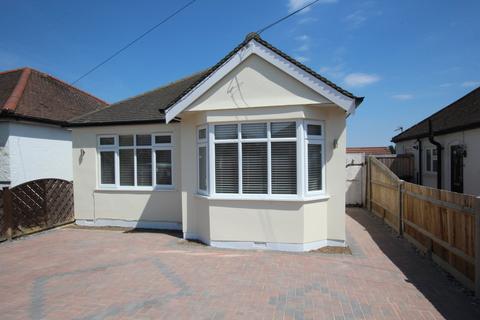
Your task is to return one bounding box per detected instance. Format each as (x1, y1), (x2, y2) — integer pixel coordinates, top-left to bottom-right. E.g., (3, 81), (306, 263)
(165, 40), (357, 123)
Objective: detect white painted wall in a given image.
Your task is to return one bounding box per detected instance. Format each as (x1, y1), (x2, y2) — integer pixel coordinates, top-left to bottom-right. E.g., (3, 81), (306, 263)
(346, 153), (365, 206)
(3, 121), (73, 187)
(0, 122), (10, 185)
(395, 127), (480, 195)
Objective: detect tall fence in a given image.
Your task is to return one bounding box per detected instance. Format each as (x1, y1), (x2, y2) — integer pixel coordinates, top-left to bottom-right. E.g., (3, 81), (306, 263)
(0, 179), (74, 241)
(376, 153), (415, 182)
(366, 156), (480, 295)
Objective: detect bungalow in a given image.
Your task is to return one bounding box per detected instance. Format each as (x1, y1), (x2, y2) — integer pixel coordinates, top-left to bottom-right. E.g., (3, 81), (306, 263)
(69, 33), (363, 251)
(392, 87), (480, 195)
(0, 68), (107, 187)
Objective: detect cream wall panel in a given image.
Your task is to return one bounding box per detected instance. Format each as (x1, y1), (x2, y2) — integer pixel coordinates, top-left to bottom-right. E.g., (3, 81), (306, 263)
(188, 54), (330, 112)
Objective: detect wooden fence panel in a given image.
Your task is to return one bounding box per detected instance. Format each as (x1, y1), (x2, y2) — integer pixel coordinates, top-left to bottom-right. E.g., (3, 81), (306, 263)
(367, 155), (479, 292)
(0, 179), (74, 241)
(369, 157), (401, 232)
(376, 154), (414, 182)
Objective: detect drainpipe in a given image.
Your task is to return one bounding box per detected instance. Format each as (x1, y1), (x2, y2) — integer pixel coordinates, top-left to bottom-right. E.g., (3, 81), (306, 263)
(417, 138), (423, 185)
(428, 120), (442, 189)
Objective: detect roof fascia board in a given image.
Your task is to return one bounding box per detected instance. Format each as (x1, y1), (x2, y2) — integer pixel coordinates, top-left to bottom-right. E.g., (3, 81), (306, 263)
(165, 40), (356, 123)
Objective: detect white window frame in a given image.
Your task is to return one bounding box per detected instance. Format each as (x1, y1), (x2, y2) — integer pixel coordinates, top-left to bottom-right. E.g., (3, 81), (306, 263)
(203, 120), (326, 201)
(425, 147), (438, 174)
(304, 121), (326, 195)
(96, 133), (175, 191)
(197, 126), (208, 195)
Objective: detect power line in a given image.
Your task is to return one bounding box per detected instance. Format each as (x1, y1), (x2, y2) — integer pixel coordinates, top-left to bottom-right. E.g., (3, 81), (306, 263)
(257, 0), (322, 34)
(71, 0), (198, 85)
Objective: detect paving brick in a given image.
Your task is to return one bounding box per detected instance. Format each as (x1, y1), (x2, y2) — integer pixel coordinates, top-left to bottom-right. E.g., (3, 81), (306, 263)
(0, 208), (479, 319)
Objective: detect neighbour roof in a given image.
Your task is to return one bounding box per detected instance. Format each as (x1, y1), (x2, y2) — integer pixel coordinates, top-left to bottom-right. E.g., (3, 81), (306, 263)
(346, 147), (392, 155)
(70, 33), (363, 126)
(0, 68), (108, 125)
(392, 87), (480, 143)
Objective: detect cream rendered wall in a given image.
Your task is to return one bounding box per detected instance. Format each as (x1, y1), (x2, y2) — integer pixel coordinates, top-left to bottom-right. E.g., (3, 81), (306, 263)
(181, 105), (347, 246)
(72, 123), (182, 224)
(187, 54), (331, 112)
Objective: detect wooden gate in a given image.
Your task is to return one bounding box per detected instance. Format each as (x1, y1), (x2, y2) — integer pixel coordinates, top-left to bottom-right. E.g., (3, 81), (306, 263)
(1, 179), (74, 240)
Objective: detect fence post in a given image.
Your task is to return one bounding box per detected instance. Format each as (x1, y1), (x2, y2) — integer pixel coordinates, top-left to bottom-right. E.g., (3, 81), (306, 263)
(398, 180), (404, 236)
(367, 156), (372, 211)
(474, 196), (480, 296)
(3, 187), (13, 240)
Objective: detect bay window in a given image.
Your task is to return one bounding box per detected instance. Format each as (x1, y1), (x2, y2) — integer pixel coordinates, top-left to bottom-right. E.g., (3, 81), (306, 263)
(197, 127), (208, 194)
(97, 133), (174, 189)
(425, 148), (438, 173)
(203, 120), (325, 199)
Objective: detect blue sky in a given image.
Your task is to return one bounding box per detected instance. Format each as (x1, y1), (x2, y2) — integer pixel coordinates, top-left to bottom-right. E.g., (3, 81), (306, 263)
(1, 0), (479, 146)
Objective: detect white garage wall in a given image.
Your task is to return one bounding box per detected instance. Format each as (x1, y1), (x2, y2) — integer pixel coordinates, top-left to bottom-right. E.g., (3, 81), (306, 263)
(8, 122), (72, 187)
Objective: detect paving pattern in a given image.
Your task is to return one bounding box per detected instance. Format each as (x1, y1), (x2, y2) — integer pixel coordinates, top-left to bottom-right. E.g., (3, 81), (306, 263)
(0, 207), (479, 320)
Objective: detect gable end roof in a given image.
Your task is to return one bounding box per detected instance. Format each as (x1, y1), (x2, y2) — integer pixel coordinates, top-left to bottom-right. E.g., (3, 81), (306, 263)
(70, 33), (363, 127)
(392, 87), (480, 142)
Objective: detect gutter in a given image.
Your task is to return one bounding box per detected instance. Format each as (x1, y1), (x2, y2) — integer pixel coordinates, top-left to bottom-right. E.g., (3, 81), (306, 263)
(428, 119), (443, 189)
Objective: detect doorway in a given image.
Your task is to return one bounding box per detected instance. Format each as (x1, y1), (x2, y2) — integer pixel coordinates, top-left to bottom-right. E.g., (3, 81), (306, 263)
(450, 145), (464, 193)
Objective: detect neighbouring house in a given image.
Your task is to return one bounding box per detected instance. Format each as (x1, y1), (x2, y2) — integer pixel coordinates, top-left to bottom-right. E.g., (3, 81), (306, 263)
(0, 68), (107, 187)
(68, 33), (363, 252)
(392, 87), (480, 195)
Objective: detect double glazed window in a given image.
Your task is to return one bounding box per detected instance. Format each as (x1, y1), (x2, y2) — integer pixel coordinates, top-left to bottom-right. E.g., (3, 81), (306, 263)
(198, 120), (325, 198)
(425, 148), (438, 173)
(98, 134), (174, 189)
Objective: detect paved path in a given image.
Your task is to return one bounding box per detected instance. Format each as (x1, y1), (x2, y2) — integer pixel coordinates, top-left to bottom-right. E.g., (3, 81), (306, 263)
(0, 207), (479, 319)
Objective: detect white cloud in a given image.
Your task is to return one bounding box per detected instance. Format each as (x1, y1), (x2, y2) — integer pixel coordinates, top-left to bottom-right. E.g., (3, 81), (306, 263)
(287, 0), (337, 13)
(344, 73), (380, 87)
(392, 94), (413, 101)
(298, 17), (318, 24)
(439, 83), (453, 88)
(319, 64), (346, 79)
(296, 35), (310, 42)
(461, 81), (480, 88)
(344, 10), (367, 28)
(295, 56), (310, 63)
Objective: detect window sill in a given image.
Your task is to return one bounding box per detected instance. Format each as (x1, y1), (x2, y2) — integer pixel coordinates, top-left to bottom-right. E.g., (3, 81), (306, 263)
(194, 193), (330, 202)
(95, 187), (177, 193)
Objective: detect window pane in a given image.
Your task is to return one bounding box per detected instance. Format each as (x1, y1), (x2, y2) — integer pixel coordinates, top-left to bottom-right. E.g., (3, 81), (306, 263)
(241, 123), (267, 139)
(156, 150), (172, 185)
(271, 141), (297, 194)
(100, 151), (115, 184)
(99, 137), (114, 146)
(198, 128), (207, 140)
(307, 124), (322, 136)
(432, 159), (438, 172)
(242, 143), (268, 194)
(271, 122), (296, 138)
(119, 149), (134, 186)
(308, 144), (322, 191)
(119, 135), (133, 147)
(136, 149), (152, 186)
(215, 143), (238, 193)
(198, 146), (207, 191)
(215, 124), (238, 140)
(136, 135), (152, 146)
(155, 135), (171, 144)
(426, 149), (432, 171)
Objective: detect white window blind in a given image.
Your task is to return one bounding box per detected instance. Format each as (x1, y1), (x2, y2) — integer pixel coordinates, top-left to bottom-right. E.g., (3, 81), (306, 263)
(242, 142), (268, 194)
(215, 124), (238, 140)
(198, 146), (207, 191)
(215, 143), (238, 193)
(155, 150), (172, 185)
(241, 123), (267, 139)
(136, 149), (152, 186)
(308, 144), (322, 191)
(271, 122), (296, 138)
(271, 141), (297, 194)
(119, 149), (134, 186)
(100, 151), (115, 185)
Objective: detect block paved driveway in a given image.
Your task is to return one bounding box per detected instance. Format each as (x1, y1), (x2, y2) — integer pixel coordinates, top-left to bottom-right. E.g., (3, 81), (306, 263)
(1, 207), (479, 320)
